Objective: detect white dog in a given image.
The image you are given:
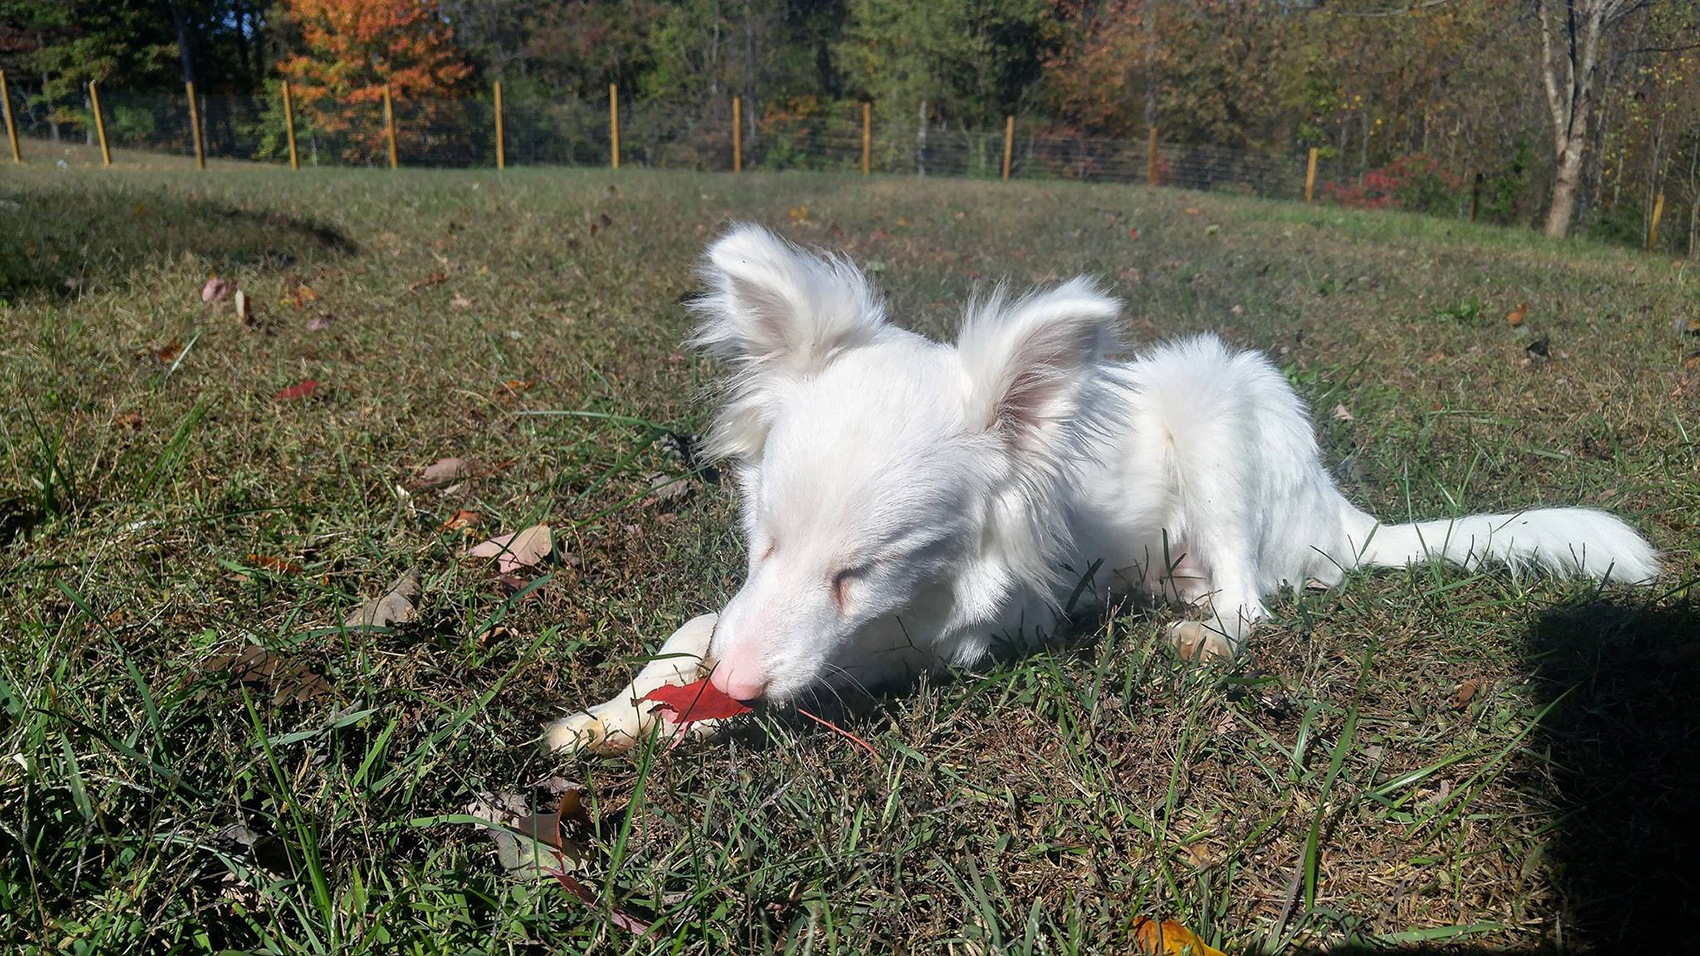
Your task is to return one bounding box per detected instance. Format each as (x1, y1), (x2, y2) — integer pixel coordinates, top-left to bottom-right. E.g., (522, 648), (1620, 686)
(545, 224), (1659, 753)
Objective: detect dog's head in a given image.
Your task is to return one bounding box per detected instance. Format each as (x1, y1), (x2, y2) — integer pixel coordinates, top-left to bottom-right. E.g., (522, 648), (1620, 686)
(692, 225), (1120, 701)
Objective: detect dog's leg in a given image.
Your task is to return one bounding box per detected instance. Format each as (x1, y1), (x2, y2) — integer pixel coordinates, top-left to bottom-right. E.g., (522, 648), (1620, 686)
(544, 612), (721, 755)
(1165, 541), (1266, 661)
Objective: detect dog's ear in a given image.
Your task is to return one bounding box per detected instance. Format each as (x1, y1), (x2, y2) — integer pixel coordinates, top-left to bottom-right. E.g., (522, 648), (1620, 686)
(690, 224), (885, 461)
(956, 277), (1121, 456)
(691, 224), (884, 375)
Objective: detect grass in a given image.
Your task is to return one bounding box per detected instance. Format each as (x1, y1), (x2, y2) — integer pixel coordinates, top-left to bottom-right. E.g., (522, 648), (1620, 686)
(2, 152), (1698, 954)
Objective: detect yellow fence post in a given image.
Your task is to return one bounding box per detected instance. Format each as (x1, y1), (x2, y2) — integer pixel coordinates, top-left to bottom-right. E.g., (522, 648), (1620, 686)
(1648, 192), (1665, 251)
(494, 81), (505, 170)
(609, 83), (620, 170)
(1, 70), (21, 164)
(732, 95), (741, 172)
(1001, 114), (1014, 182)
(281, 80), (299, 169)
(862, 102), (871, 177)
(1305, 147), (1318, 204)
(383, 85), (398, 169)
(1147, 127), (1158, 186)
(186, 81), (205, 169)
(89, 82), (111, 166)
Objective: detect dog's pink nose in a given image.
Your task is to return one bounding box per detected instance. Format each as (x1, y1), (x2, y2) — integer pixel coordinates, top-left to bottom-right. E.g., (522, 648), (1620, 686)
(709, 661), (767, 702)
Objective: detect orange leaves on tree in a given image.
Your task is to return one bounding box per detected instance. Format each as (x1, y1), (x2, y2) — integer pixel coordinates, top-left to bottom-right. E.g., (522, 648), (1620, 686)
(276, 0), (471, 164)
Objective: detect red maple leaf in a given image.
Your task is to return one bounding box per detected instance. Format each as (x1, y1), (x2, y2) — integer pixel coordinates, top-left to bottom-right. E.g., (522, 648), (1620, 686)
(275, 379), (320, 401)
(640, 678), (752, 726)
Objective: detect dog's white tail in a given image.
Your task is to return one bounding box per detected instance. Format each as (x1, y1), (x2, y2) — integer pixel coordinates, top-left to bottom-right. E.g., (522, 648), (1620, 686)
(1345, 505), (1659, 584)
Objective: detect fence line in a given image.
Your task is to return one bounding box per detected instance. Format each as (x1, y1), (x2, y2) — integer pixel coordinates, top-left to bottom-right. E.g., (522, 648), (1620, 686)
(5, 77), (1681, 251)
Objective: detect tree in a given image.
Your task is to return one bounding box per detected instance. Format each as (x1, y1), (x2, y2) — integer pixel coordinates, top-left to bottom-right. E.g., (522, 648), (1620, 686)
(1537, 0), (1642, 238)
(276, 0), (470, 162)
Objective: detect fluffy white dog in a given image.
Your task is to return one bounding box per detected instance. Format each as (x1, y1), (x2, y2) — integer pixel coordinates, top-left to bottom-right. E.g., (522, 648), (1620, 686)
(545, 224), (1659, 753)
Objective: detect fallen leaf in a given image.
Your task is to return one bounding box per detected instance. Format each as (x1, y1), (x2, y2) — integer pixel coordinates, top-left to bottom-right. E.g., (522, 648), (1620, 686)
(1132, 918), (1225, 956)
(548, 868), (652, 935)
(451, 293), (472, 309)
(647, 472), (692, 506)
(304, 314), (334, 332)
(118, 411), (145, 429)
(344, 570), (420, 629)
(1183, 207), (1202, 217)
(155, 341), (184, 364)
(1454, 679), (1479, 708)
(294, 284), (318, 309)
(641, 677), (754, 725)
(1506, 302), (1527, 328)
(202, 275), (232, 303)
(495, 379), (533, 402)
(409, 271), (448, 291)
(464, 524), (552, 574)
(441, 508), (480, 531)
(1128, 227), (1140, 239)
(275, 379), (319, 401)
(203, 645), (331, 705)
(247, 553), (303, 575)
(467, 788), (593, 880)
(234, 289), (252, 325)
(419, 457), (470, 483)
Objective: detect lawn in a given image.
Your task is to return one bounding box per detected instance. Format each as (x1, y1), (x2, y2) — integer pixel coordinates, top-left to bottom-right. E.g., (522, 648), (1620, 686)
(2, 152), (1697, 954)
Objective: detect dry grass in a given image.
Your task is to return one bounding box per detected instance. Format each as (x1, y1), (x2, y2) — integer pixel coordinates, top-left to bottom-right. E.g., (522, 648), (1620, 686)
(2, 159), (1697, 954)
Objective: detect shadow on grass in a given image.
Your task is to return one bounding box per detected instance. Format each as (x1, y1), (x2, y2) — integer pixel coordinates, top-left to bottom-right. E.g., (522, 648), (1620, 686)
(1521, 594), (1699, 950)
(0, 180), (355, 300)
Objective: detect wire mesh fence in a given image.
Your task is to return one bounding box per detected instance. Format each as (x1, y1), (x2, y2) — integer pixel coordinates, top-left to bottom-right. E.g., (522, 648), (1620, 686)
(2, 79), (1376, 206)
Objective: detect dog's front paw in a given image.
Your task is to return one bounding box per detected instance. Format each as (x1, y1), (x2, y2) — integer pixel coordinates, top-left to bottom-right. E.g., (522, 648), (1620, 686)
(1166, 620), (1237, 662)
(544, 700), (643, 755)
(544, 612), (722, 757)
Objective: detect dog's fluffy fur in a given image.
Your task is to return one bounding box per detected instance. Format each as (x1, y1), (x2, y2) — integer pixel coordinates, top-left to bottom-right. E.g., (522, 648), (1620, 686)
(687, 224), (1659, 701)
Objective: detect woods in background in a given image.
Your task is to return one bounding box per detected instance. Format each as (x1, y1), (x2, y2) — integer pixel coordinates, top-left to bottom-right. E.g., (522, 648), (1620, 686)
(2, 0), (1698, 251)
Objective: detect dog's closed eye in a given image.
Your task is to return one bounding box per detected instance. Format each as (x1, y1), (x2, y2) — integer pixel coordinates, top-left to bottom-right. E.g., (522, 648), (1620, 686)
(830, 566), (865, 613)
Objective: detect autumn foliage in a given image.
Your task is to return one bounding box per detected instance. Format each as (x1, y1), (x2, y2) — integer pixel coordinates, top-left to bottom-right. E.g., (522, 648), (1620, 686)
(276, 0), (470, 163)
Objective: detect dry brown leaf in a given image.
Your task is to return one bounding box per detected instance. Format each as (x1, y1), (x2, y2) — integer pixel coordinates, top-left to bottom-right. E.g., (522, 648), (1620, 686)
(155, 341), (184, 364)
(344, 570), (420, 629)
(1454, 679), (1480, 708)
(234, 289), (251, 325)
(202, 275), (232, 303)
(464, 525), (552, 574)
(495, 379), (533, 402)
(247, 553), (303, 575)
(203, 645), (332, 705)
(1331, 404), (1354, 423)
(1506, 302), (1528, 327)
(410, 271), (448, 291)
(419, 457), (470, 484)
(304, 314), (334, 332)
(441, 508), (480, 532)
(294, 284), (318, 309)
(1132, 918), (1225, 956)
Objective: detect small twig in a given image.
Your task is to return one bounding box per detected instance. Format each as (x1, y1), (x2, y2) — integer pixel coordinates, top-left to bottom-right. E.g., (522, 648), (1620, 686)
(794, 706), (882, 763)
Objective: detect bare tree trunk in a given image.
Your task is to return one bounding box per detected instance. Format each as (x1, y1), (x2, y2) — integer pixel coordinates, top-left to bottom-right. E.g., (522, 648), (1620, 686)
(1687, 143), (1699, 259)
(43, 73), (59, 141)
(1539, 0), (1629, 239)
(1143, 0), (1158, 134)
(916, 99), (928, 177)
